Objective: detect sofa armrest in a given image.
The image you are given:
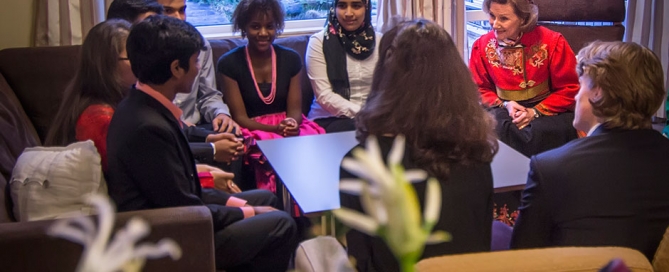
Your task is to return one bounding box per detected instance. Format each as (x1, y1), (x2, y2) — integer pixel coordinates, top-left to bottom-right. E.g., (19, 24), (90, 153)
(416, 247), (653, 272)
(0, 206), (215, 272)
(653, 225), (669, 272)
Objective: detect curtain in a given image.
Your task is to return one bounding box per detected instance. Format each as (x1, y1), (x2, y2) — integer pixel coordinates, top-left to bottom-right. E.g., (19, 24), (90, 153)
(625, 0), (669, 118)
(34, 0), (112, 46)
(375, 0), (451, 33)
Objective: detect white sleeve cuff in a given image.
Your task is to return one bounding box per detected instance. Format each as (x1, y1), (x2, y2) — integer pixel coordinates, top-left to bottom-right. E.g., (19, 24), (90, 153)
(209, 142), (216, 156)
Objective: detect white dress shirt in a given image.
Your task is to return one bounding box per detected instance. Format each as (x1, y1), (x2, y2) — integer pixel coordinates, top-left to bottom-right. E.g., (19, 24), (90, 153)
(587, 123), (602, 136)
(173, 39), (230, 125)
(306, 29), (382, 120)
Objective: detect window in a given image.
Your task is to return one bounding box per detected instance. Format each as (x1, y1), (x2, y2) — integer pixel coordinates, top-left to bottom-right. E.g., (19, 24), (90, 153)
(462, 0), (627, 62)
(464, 0), (490, 62)
(187, 0), (378, 38)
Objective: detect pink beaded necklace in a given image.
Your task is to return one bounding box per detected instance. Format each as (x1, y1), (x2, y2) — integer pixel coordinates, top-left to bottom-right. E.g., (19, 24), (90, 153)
(245, 45), (276, 105)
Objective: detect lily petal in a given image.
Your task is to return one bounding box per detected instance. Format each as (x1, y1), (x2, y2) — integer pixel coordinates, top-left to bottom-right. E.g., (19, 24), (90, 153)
(134, 239), (182, 260)
(423, 178), (441, 226)
(358, 184), (388, 225)
(333, 208), (379, 236)
(387, 135), (405, 166)
(47, 219), (92, 246)
(404, 170), (428, 183)
(425, 231), (452, 245)
(339, 179), (364, 195)
(341, 157), (381, 185)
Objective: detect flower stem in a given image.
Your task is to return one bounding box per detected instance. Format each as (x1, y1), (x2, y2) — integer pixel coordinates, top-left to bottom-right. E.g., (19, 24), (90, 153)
(399, 255), (418, 272)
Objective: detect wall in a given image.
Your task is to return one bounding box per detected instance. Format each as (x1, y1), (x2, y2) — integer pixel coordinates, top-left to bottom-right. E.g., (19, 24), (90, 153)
(0, 0), (35, 50)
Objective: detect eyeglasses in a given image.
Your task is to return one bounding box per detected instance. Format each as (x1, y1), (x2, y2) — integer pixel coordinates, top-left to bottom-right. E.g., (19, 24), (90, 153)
(118, 57), (129, 61)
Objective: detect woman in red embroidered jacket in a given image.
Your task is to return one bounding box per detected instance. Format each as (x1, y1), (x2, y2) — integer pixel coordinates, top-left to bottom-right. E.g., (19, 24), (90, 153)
(469, 0), (580, 157)
(44, 19), (235, 193)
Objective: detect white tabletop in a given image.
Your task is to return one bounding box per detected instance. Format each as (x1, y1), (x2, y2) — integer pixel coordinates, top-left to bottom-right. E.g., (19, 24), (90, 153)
(257, 131), (359, 213)
(257, 131), (530, 213)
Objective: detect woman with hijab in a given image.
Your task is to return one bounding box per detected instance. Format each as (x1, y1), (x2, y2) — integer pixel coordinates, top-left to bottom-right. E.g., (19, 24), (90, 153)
(305, 0), (381, 133)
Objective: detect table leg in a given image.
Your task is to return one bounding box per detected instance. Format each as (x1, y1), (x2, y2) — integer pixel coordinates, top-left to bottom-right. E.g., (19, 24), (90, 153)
(282, 185), (292, 215)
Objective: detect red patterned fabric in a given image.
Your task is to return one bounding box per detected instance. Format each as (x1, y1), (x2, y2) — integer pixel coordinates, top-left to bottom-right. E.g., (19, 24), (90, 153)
(493, 203), (520, 227)
(76, 104), (114, 170)
(470, 26), (579, 114)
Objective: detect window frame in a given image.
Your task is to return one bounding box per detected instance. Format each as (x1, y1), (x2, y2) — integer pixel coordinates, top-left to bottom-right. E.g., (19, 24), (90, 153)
(196, 18), (330, 39)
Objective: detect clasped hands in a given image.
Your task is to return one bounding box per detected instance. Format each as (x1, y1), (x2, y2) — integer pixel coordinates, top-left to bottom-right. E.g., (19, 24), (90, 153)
(504, 101), (538, 130)
(206, 132), (244, 163)
(276, 117), (299, 137)
(196, 164), (278, 214)
(196, 164), (241, 194)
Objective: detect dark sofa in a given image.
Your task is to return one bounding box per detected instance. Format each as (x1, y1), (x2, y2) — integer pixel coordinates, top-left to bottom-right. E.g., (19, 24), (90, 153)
(0, 34), (313, 271)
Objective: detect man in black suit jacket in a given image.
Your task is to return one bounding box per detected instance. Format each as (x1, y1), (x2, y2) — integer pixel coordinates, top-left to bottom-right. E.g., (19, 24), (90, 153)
(106, 0), (249, 190)
(106, 15), (297, 271)
(511, 41), (669, 260)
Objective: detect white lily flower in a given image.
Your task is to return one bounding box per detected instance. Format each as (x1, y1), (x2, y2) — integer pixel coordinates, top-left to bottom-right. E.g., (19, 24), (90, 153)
(335, 135), (450, 272)
(48, 194), (181, 272)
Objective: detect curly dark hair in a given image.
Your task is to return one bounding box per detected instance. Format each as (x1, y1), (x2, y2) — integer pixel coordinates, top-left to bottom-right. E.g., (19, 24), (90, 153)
(232, 0), (285, 37)
(356, 19), (498, 181)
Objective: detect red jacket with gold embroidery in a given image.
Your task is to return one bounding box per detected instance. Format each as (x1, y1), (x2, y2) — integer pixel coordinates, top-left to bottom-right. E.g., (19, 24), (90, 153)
(469, 26), (579, 114)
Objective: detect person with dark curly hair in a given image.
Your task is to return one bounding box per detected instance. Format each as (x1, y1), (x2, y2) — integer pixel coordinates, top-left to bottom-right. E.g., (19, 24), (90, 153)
(340, 19), (499, 272)
(217, 0), (324, 198)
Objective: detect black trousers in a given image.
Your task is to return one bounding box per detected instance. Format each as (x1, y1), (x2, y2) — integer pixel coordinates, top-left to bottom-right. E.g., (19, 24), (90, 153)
(205, 189), (298, 272)
(489, 107), (578, 157)
(314, 117), (356, 133)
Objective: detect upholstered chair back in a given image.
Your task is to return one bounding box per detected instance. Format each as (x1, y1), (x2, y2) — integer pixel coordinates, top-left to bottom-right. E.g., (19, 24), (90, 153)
(535, 0), (626, 53)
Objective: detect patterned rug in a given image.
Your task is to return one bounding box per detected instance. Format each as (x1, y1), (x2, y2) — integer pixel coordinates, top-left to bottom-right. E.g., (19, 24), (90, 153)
(493, 190), (522, 227)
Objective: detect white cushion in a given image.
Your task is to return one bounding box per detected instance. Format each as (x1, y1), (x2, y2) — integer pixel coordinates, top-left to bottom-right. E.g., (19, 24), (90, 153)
(10, 140), (107, 221)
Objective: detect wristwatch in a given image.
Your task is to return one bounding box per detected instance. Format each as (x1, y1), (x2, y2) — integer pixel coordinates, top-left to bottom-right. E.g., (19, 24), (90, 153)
(531, 107), (541, 118)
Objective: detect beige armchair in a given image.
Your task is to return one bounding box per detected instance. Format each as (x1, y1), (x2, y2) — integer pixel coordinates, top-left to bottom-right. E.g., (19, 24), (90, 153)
(416, 247), (653, 272)
(653, 225), (669, 272)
